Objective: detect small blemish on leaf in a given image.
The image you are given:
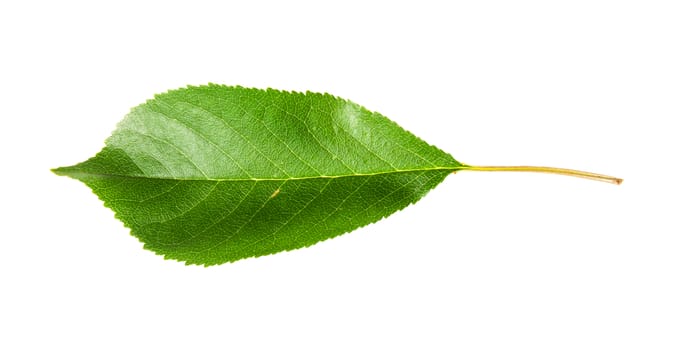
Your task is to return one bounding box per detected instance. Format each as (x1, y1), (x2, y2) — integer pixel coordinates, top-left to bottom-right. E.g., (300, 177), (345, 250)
(270, 188), (280, 199)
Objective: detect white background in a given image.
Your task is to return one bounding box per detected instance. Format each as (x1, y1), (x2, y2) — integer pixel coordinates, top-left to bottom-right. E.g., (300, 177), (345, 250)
(1, 1), (672, 349)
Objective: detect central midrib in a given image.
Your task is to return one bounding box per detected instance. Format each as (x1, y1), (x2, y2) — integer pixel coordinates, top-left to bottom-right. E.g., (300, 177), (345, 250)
(54, 166), (467, 182)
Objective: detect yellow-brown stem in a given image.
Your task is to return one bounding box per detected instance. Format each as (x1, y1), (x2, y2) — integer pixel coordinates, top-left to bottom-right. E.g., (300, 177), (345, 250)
(463, 165), (622, 185)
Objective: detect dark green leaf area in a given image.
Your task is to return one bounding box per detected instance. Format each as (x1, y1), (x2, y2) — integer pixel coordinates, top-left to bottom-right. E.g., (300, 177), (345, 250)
(72, 170), (450, 265)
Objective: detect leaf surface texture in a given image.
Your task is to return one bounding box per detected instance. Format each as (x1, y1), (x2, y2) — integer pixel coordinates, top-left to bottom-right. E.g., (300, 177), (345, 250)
(55, 85), (462, 265)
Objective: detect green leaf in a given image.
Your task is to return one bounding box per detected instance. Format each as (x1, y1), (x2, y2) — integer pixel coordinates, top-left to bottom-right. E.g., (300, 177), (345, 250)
(53, 85), (461, 265)
(53, 84), (621, 265)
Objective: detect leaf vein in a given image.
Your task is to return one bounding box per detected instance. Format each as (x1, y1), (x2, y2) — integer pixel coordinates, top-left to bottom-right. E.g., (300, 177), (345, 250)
(270, 96), (357, 173)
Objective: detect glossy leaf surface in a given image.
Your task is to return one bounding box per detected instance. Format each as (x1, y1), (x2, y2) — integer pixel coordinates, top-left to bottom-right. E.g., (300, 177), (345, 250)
(54, 85), (463, 265)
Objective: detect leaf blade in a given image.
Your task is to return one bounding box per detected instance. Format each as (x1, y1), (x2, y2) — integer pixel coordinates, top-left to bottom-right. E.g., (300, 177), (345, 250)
(54, 85), (462, 265)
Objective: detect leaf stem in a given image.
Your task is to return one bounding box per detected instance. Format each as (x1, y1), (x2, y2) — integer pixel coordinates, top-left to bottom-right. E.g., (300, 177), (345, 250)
(463, 165), (622, 185)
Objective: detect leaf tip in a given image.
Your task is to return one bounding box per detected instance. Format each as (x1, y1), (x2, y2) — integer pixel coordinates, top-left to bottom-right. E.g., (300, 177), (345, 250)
(51, 166), (68, 176)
